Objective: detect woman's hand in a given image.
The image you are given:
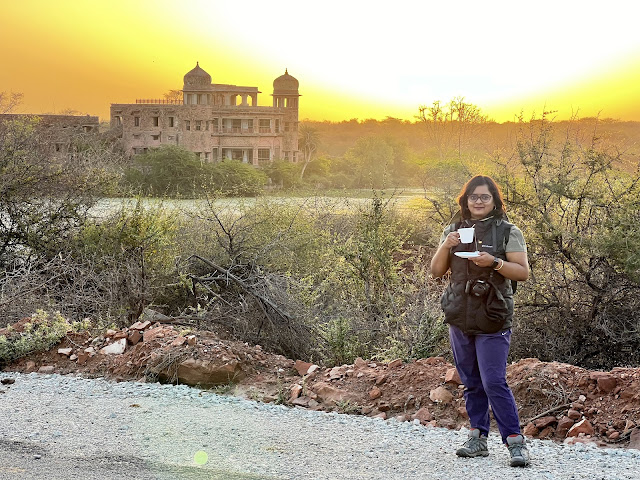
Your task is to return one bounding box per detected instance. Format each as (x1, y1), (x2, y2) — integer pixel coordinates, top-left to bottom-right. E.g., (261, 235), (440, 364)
(468, 251), (530, 281)
(469, 251), (494, 268)
(442, 231), (461, 249)
(431, 232), (461, 278)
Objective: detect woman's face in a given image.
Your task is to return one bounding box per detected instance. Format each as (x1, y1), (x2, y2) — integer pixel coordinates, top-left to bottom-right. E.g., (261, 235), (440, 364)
(467, 184), (495, 219)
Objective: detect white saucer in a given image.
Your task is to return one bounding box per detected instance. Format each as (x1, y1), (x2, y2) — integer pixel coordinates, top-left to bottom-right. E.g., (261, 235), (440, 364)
(454, 251), (480, 258)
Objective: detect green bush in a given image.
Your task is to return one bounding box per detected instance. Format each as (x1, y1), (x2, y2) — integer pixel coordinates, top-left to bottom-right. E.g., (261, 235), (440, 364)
(71, 199), (178, 325)
(263, 160), (301, 189)
(318, 317), (366, 365)
(492, 114), (640, 368)
(208, 160), (268, 196)
(0, 311), (79, 366)
(123, 145), (206, 197)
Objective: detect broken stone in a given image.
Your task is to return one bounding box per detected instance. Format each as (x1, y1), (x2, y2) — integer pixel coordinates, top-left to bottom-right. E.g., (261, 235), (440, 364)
(375, 374), (387, 386)
(312, 382), (355, 404)
(429, 386), (454, 404)
(567, 418), (595, 437)
(444, 368), (462, 385)
(368, 387), (382, 400)
(387, 358), (403, 369)
(620, 382), (638, 400)
(57, 348), (73, 357)
(538, 426), (555, 438)
(412, 407), (434, 424)
(128, 330), (143, 345)
(607, 431), (620, 440)
(291, 396), (310, 407)
(424, 357), (445, 365)
(186, 335), (197, 346)
(596, 374), (617, 393)
(294, 360), (313, 376)
(113, 331), (128, 340)
(99, 338), (127, 355)
(534, 416), (557, 429)
(557, 416), (575, 436)
(38, 366), (55, 374)
(76, 352), (89, 365)
(567, 408), (582, 420)
(129, 320), (151, 331)
(143, 327), (165, 343)
(289, 384), (303, 402)
(523, 423), (538, 437)
(170, 336), (187, 347)
(354, 357), (367, 369)
(171, 358), (245, 387)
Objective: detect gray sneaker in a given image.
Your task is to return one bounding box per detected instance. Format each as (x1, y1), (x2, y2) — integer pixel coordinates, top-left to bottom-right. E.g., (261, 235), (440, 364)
(456, 428), (489, 457)
(506, 434), (530, 467)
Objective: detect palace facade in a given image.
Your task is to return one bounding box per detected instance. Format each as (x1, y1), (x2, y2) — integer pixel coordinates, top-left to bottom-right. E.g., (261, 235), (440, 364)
(0, 114), (100, 157)
(110, 63), (300, 165)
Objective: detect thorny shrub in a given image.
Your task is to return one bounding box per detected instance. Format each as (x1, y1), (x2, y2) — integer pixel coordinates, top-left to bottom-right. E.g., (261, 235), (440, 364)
(0, 310), (87, 366)
(492, 113), (640, 369)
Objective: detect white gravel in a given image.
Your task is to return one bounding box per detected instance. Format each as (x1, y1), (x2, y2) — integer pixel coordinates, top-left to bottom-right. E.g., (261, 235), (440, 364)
(1, 372), (639, 479)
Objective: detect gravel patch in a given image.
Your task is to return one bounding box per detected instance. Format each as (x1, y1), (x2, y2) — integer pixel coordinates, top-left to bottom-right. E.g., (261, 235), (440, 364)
(1, 372), (639, 479)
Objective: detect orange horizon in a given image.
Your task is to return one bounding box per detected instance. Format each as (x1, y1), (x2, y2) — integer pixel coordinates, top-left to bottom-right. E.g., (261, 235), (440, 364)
(2, 1), (640, 124)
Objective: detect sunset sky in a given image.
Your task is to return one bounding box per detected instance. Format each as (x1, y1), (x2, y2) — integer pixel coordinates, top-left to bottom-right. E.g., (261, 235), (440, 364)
(2, 0), (639, 123)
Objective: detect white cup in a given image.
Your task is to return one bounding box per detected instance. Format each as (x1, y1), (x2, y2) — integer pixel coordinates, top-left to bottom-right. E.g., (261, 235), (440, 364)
(458, 227), (475, 244)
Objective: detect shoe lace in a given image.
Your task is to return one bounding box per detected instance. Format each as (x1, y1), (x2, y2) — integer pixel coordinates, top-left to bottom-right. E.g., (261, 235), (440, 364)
(508, 443), (525, 457)
(464, 437), (484, 452)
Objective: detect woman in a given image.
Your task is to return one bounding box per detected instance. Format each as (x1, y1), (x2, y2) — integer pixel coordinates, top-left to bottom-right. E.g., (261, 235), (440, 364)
(430, 175), (531, 467)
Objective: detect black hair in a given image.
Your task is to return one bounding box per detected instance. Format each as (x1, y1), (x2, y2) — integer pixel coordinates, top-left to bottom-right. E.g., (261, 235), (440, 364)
(457, 175), (506, 220)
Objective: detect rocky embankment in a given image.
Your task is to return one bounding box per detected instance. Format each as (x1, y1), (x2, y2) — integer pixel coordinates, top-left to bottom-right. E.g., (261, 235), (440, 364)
(2, 315), (640, 450)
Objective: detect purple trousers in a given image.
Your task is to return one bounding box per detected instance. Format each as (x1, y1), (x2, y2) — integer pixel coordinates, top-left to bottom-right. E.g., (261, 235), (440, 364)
(449, 325), (521, 443)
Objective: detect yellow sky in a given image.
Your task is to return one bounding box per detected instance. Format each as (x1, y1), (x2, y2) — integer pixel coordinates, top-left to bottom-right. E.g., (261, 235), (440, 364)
(2, 0), (639, 123)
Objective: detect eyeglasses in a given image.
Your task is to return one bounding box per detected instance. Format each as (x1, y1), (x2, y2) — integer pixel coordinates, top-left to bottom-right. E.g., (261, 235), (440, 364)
(468, 194), (493, 203)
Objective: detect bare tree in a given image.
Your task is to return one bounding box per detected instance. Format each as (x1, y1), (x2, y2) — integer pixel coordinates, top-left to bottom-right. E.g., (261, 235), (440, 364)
(0, 92), (24, 114)
(418, 100), (453, 160)
(418, 97), (488, 160)
(163, 90), (183, 103)
(298, 124), (319, 180)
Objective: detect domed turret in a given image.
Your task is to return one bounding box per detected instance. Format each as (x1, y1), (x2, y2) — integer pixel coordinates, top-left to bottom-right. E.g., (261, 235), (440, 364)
(273, 69), (299, 95)
(183, 62), (212, 89)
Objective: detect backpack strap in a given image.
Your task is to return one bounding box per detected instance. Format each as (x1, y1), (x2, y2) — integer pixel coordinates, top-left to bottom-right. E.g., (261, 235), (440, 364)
(502, 223), (518, 294)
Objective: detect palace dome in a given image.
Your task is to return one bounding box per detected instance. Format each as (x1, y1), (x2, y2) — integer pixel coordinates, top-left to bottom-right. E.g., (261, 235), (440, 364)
(273, 69), (299, 94)
(183, 62), (212, 88)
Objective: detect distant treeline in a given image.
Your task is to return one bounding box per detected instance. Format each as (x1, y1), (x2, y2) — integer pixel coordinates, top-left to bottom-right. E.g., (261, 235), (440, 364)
(302, 116), (640, 161)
